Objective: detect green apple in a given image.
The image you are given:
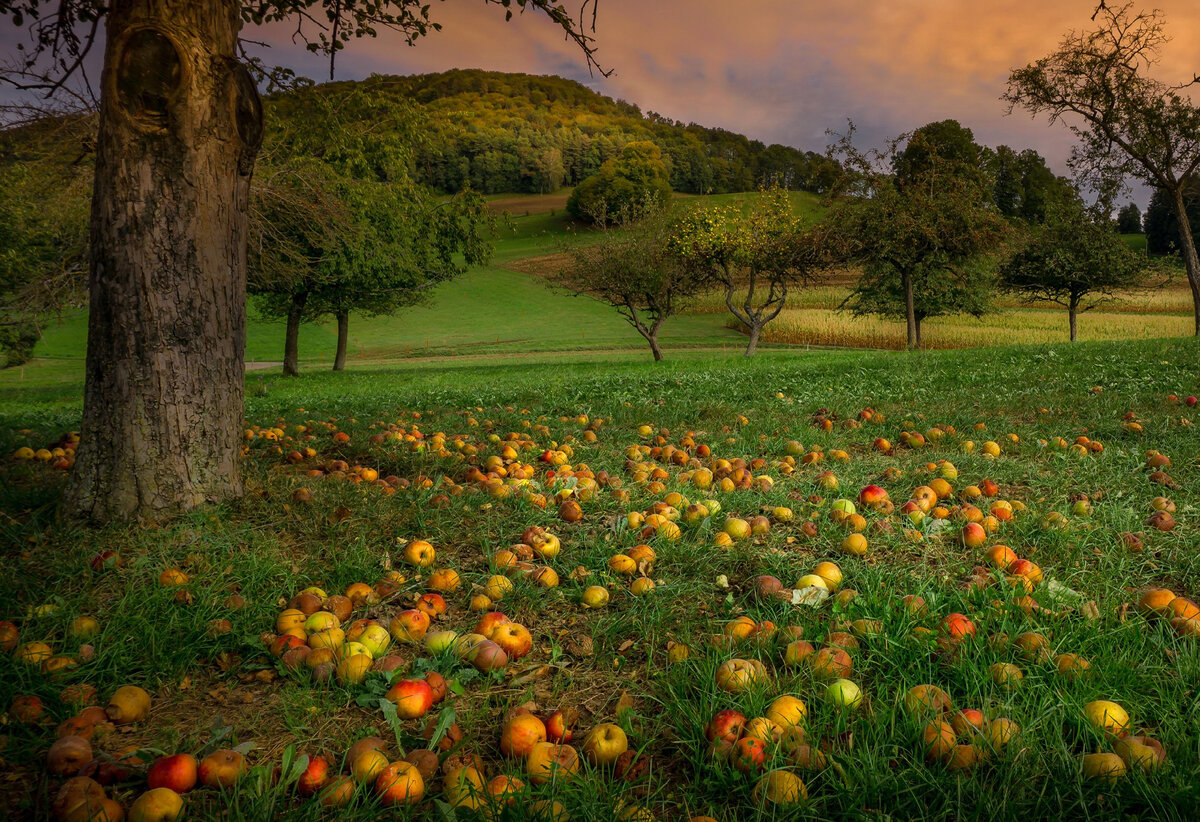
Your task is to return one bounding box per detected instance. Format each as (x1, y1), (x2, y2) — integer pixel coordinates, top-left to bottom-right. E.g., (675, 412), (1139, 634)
(825, 678), (862, 710)
(424, 630), (459, 655)
(358, 624), (391, 658)
(831, 499), (856, 516)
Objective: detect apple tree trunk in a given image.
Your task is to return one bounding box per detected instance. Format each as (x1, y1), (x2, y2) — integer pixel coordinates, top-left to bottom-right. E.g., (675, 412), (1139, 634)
(65, 0), (262, 521)
(1170, 187), (1200, 336)
(903, 270), (918, 350)
(283, 291), (307, 377)
(1068, 293), (1080, 342)
(334, 310), (349, 371)
(743, 323), (762, 357)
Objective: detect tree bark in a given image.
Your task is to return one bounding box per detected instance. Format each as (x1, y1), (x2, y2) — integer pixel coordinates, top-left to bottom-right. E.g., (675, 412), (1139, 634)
(283, 291), (307, 377)
(1068, 294), (1079, 342)
(1170, 187), (1200, 336)
(648, 333), (664, 361)
(334, 309), (349, 371)
(914, 316), (923, 349)
(744, 323), (762, 357)
(904, 270), (917, 349)
(65, 0), (262, 521)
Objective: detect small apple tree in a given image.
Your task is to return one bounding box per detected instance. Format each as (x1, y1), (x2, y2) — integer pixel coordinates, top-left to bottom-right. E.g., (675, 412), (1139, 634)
(672, 187), (827, 356)
(831, 123), (1010, 349)
(549, 200), (705, 361)
(999, 199), (1154, 341)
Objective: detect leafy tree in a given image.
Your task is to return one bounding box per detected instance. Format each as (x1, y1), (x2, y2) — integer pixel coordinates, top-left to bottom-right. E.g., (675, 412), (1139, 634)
(248, 83), (492, 374)
(0, 147), (91, 366)
(1005, 2), (1200, 335)
(567, 141), (672, 224)
(831, 125), (1011, 349)
(1117, 202), (1143, 234)
(893, 120), (987, 187)
(549, 199), (705, 361)
(986, 145), (1073, 223)
(1144, 183), (1200, 255)
(999, 199), (1152, 340)
(672, 187), (827, 356)
(0, 0), (601, 521)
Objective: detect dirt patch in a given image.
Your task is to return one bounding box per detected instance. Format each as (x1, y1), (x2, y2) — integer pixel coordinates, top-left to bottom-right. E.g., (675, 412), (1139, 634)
(504, 252), (571, 277)
(487, 194), (571, 215)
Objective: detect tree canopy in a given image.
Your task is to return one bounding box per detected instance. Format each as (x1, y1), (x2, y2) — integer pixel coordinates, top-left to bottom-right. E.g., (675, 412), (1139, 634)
(550, 198), (705, 361)
(566, 141), (673, 225)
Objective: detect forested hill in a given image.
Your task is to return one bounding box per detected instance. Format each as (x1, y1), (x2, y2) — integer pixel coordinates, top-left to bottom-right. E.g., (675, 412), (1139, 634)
(291, 69), (839, 196)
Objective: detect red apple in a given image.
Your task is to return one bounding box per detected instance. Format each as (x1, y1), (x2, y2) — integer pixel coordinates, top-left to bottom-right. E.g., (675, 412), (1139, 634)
(147, 753), (198, 793)
(389, 610), (431, 643)
(705, 709), (747, 744)
(940, 613), (976, 642)
(296, 755), (330, 797)
(544, 709), (576, 744)
(857, 485), (889, 509)
(475, 611), (511, 638)
(415, 593), (447, 620)
(384, 679), (434, 720)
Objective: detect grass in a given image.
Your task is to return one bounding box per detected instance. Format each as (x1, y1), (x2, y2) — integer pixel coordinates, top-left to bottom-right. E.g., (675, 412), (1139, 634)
(2, 338), (1200, 820)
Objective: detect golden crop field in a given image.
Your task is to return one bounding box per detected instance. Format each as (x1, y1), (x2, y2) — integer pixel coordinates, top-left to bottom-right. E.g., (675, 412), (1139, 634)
(686, 275), (1196, 350)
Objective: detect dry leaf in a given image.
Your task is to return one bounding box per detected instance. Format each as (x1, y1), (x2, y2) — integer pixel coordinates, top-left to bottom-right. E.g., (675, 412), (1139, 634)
(614, 690), (635, 719)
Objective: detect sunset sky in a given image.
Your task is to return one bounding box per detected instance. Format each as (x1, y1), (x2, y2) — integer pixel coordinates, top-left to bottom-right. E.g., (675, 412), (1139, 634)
(256, 0), (1200, 205)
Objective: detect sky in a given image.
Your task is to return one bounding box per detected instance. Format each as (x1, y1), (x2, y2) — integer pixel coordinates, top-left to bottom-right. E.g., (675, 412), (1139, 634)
(2, 1), (1198, 204)
(250, 0), (1200, 205)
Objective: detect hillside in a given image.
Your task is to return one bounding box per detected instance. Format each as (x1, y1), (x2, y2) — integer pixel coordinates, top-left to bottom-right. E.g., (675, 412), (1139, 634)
(284, 69), (839, 196)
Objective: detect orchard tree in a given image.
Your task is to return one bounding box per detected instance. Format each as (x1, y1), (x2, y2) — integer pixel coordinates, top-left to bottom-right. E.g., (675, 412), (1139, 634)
(999, 199), (1152, 340)
(832, 124), (1011, 349)
(0, 0), (602, 521)
(566, 140), (672, 225)
(1004, 2), (1200, 335)
(249, 83), (492, 374)
(673, 186), (827, 356)
(986, 145), (1073, 223)
(549, 198), (705, 361)
(1117, 202), (1143, 234)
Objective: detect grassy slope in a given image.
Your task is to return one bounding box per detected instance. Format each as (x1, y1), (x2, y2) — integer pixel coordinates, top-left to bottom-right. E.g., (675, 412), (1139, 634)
(25, 192), (809, 375)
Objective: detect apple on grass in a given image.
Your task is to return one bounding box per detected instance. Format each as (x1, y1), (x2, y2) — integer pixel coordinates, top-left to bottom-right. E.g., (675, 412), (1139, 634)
(384, 679), (434, 720)
(705, 709), (746, 744)
(544, 709), (577, 743)
(501, 713), (547, 757)
(581, 723), (628, 765)
(296, 755), (330, 796)
(375, 760), (424, 806)
(490, 622), (534, 659)
(128, 788), (184, 822)
(146, 753), (198, 793)
(525, 742), (580, 785)
(198, 749), (245, 788)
